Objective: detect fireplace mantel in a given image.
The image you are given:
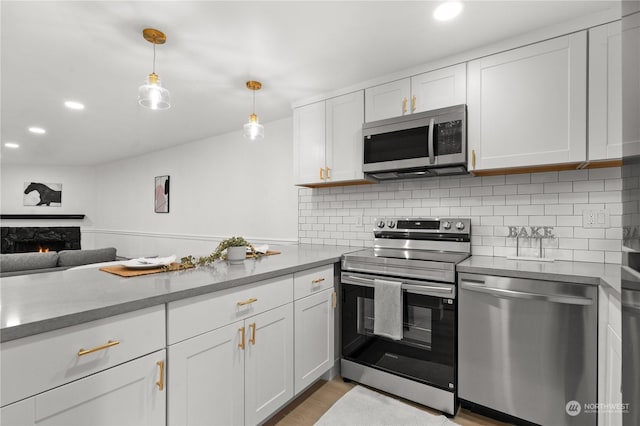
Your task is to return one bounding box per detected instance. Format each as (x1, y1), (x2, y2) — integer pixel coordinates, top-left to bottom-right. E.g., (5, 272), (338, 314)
(0, 214), (85, 220)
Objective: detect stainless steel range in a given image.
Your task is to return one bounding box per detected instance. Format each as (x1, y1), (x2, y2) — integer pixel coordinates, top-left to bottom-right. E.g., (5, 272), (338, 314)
(340, 217), (471, 416)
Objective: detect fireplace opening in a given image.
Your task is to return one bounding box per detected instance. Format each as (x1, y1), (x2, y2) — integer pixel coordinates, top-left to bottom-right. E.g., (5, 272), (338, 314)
(1, 227), (81, 254)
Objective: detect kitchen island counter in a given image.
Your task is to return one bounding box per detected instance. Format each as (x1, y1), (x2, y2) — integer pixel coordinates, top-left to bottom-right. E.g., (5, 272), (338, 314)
(0, 244), (357, 342)
(457, 255), (621, 293)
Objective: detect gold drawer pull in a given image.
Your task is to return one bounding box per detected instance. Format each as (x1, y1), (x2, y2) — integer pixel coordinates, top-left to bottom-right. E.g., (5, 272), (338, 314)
(78, 340), (120, 357)
(249, 322), (256, 345)
(402, 97), (408, 114)
(471, 149), (476, 169)
(326, 167), (331, 180)
(332, 291), (337, 309)
(156, 360), (165, 391)
(239, 327), (245, 350)
(237, 297), (258, 306)
(411, 95), (417, 112)
(311, 278), (325, 285)
(319, 167), (324, 180)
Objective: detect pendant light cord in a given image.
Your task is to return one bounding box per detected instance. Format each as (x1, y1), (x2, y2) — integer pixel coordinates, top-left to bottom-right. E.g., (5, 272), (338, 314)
(152, 43), (156, 74)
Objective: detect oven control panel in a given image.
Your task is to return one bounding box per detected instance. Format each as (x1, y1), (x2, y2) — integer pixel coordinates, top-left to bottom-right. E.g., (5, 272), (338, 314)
(374, 217), (471, 235)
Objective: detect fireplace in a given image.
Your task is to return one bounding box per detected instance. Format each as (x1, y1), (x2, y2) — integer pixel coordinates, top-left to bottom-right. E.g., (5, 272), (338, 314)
(0, 227), (81, 254)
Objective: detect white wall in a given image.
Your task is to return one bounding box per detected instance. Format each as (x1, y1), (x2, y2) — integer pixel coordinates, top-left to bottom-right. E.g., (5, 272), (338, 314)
(299, 167), (623, 263)
(89, 117), (298, 258)
(0, 164), (97, 247)
(1, 117), (298, 258)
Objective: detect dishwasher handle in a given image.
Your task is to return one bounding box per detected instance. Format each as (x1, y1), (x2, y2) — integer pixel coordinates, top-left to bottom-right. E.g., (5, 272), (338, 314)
(460, 280), (594, 306)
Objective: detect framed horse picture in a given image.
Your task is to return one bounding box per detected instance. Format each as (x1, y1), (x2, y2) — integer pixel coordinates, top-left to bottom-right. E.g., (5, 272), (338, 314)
(23, 182), (62, 206)
(155, 175), (170, 213)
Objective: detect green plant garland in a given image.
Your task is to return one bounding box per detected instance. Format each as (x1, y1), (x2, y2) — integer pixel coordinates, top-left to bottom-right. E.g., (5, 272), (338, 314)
(179, 236), (262, 268)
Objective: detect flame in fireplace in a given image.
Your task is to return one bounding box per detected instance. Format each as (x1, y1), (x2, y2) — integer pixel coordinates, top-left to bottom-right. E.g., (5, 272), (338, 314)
(38, 246), (50, 253)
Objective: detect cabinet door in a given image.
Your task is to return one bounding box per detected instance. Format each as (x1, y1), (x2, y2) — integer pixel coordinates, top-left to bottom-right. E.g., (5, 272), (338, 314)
(168, 322), (244, 426)
(589, 21), (622, 160)
(622, 11), (640, 157)
(411, 63), (466, 113)
(294, 288), (336, 394)
(293, 101), (326, 185)
(3, 350), (166, 426)
(468, 32), (587, 171)
(244, 304), (294, 426)
(365, 78), (411, 122)
(326, 91), (365, 183)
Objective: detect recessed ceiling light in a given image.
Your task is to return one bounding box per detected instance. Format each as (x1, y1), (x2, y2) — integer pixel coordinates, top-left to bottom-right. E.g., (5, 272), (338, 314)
(28, 127), (46, 134)
(4, 142), (20, 148)
(433, 1), (463, 21)
(64, 101), (85, 110)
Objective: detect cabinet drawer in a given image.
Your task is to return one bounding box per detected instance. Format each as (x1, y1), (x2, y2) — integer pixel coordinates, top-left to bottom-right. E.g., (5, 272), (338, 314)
(168, 275), (293, 345)
(294, 265), (334, 300)
(0, 305), (165, 407)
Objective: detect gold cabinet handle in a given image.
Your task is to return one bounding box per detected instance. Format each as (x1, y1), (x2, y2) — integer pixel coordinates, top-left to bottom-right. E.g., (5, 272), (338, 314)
(237, 297), (258, 306)
(239, 327), (245, 350)
(312, 277), (325, 285)
(402, 97), (408, 114)
(326, 167), (331, 180)
(249, 323), (256, 345)
(78, 340), (120, 357)
(411, 95), (417, 112)
(332, 291), (337, 309)
(319, 167), (324, 180)
(471, 149), (476, 169)
(156, 360), (165, 391)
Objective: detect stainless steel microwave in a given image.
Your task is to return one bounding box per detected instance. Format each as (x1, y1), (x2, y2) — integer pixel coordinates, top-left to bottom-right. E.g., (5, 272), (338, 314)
(362, 104), (467, 180)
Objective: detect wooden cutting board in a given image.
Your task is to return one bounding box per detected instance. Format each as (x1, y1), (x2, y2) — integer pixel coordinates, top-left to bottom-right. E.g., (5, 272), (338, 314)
(100, 262), (194, 278)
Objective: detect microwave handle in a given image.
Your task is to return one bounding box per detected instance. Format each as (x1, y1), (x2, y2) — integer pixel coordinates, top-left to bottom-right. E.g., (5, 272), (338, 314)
(428, 118), (435, 164)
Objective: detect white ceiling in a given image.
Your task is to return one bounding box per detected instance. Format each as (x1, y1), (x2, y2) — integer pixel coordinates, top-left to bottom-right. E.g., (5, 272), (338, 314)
(0, 1), (619, 166)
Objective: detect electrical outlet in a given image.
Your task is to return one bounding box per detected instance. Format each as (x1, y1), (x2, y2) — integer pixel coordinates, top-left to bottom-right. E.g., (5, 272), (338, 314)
(583, 209), (609, 228)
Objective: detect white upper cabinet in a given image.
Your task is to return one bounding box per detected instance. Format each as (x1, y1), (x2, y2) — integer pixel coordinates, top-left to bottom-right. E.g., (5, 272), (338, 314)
(364, 63), (466, 122)
(467, 32), (588, 171)
(622, 11), (640, 157)
(294, 91), (366, 187)
(364, 79), (411, 122)
(411, 63), (467, 114)
(589, 21), (622, 161)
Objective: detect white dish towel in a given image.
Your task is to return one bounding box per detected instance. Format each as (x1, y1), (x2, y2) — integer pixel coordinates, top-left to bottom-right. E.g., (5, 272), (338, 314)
(373, 278), (403, 340)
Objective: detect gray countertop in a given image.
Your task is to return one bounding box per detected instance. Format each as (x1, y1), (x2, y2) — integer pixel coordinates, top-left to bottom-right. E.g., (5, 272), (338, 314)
(457, 255), (621, 293)
(0, 244), (357, 343)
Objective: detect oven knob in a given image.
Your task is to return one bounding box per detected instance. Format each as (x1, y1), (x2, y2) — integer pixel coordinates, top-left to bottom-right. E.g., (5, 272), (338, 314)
(387, 221), (396, 229)
(377, 221), (385, 228)
(442, 221), (452, 230)
(455, 221), (465, 230)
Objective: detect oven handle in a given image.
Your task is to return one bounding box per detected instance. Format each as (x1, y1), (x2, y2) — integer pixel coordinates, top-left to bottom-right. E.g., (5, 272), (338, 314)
(341, 273), (454, 296)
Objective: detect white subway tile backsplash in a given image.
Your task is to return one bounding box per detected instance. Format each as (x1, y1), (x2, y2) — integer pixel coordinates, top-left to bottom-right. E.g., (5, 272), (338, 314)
(298, 167), (622, 264)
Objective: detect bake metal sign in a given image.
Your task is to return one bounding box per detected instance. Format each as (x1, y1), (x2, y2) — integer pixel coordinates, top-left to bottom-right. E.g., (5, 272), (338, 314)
(507, 226), (555, 239)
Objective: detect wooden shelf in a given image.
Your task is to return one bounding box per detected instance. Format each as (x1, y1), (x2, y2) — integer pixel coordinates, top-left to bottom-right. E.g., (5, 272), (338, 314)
(0, 214), (85, 220)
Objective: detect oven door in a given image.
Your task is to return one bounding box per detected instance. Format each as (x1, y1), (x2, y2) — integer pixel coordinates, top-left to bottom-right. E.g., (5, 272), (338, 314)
(340, 272), (456, 391)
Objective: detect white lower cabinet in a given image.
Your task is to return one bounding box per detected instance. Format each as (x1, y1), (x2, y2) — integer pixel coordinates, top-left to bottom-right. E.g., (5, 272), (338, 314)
(598, 285), (622, 426)
(1, 350), (166, 426)
(294, 288), (335, 394)
(244, 304), (294, 425)
(168, 321), (245, 426)
(168, 304), (293, 426)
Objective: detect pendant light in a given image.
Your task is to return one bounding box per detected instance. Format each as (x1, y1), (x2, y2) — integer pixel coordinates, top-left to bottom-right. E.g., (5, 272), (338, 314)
(243, 80), (264, 140)
(138, 28), (170, 110)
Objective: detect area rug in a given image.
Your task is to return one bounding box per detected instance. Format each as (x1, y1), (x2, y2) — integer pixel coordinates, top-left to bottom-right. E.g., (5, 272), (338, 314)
(314, 385), (459, 426)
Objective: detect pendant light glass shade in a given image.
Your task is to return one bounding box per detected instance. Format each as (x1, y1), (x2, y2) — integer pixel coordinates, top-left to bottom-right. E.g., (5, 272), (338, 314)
(138, 72), (170, 110)
(138, 29), (170, 110)
(243, 113), (264, 140)
(243, 81), (264, 140)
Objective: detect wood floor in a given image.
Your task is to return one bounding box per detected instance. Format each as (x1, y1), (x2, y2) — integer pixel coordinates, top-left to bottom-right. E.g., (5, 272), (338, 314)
(265, 378), (511, 426)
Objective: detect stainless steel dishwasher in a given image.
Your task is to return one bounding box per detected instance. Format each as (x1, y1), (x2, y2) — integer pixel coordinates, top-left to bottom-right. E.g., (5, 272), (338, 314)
(458, 273), (597, 426)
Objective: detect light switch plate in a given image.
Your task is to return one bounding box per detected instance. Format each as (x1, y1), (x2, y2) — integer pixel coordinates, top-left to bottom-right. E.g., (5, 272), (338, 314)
(583, 209), (609, 228)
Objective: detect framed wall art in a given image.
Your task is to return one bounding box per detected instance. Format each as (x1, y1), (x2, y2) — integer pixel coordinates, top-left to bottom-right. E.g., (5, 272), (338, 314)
(155, 175), (170, 213)
(23, 182), (62, 206)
